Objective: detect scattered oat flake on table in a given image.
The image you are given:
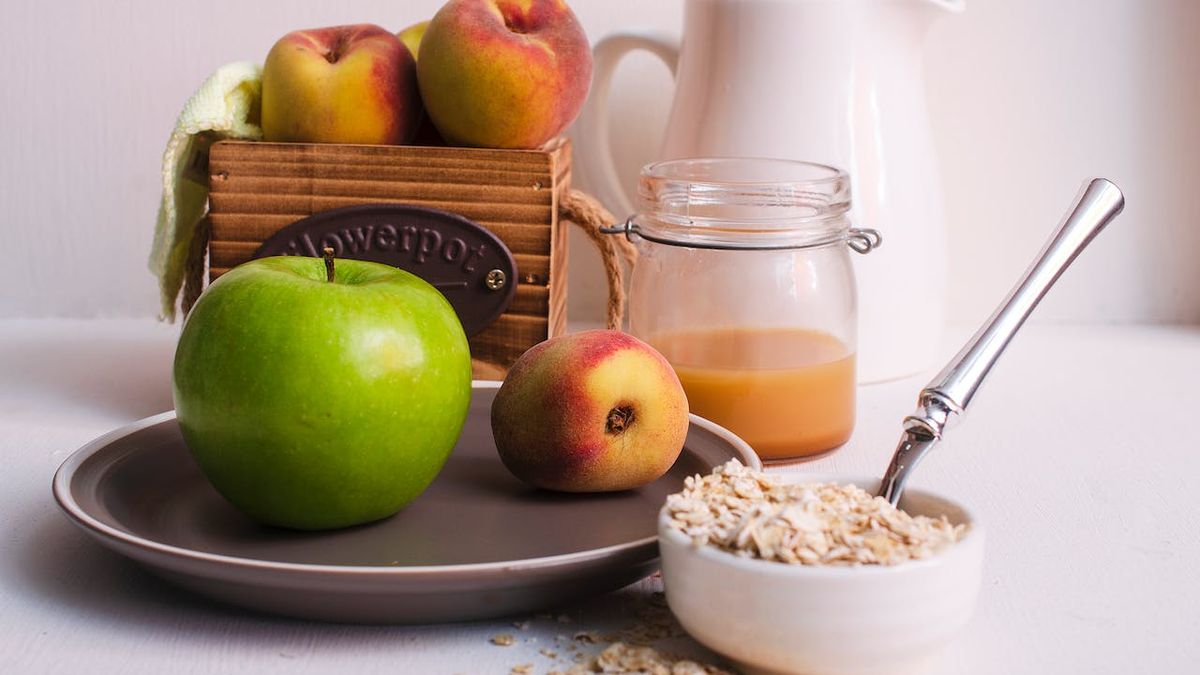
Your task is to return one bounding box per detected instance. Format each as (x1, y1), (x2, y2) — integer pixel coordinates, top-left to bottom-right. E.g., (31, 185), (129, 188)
(573, 630), (604, 644)
(566, 642), (732, 675)
(491, 633), (516, 646)
(510, 664), (534, 674)
(619, 597), (686, 645)
(665, 460), (966, 566)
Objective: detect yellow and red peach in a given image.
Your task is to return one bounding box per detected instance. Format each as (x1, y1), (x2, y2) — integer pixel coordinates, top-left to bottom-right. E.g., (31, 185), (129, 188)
(491, 330), (690, 492)
(261, 24), (421, 145)
(417, 0), (593, 149)
(396, 20), (445, 146)
(397, 20), (429, 61)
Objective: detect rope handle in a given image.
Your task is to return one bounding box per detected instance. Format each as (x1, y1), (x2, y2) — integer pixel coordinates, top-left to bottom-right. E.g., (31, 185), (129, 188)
(557, 188), (637, 330)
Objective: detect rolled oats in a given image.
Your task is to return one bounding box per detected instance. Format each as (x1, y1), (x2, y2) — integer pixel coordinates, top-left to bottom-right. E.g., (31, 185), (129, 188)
(573, 630), (603, 644)
(566, 642), (733, 675)
(665, 461), (965, 566)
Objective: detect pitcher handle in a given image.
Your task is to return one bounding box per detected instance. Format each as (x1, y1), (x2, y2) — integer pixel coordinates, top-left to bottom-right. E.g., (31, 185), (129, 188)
(573, 31), (680, 217)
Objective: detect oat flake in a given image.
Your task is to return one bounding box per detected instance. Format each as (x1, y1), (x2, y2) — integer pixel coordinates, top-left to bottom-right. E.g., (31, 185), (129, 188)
(665, 461), (965, 566)
(566, 642), (732, 675)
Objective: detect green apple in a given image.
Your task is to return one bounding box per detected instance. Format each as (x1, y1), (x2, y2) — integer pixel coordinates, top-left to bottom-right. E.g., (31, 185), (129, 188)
(172, 255), (471, 530)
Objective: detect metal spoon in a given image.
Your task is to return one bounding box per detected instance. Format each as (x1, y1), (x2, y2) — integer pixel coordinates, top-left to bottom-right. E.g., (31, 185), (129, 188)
(878, 179), (1125, 506)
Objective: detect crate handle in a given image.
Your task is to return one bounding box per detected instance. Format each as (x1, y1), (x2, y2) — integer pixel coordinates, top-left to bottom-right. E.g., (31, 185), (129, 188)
(559, 189), (638, 331)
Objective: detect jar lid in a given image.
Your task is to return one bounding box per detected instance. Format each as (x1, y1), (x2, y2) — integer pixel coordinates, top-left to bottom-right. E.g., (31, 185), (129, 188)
(606, 158), (878, 252)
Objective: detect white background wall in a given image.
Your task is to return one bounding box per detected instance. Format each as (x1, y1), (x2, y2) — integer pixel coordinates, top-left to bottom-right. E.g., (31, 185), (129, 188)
(0, 0), (1196, 325)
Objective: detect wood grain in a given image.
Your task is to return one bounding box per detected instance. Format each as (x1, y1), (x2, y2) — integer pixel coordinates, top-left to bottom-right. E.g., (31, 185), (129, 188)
(208, 194), (554, 224)
(207, 139), (571, 370)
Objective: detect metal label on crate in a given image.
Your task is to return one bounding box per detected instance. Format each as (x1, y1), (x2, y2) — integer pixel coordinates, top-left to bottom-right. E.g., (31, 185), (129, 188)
(253, 204), (517, 337)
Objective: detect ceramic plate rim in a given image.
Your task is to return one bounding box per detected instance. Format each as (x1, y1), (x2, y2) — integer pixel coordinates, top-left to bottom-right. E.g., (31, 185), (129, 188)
(52, 380), (761, 578)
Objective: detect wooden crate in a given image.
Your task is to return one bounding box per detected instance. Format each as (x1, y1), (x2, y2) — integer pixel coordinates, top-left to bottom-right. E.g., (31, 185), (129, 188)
(206, 139), (572, 369)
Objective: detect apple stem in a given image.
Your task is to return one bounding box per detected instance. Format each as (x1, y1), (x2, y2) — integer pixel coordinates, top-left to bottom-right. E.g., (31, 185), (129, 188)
(323, 247), (335, 282)
(606, 406), (635, 435)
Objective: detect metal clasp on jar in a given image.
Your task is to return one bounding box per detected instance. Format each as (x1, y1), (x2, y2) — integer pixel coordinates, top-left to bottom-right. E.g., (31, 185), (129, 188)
(600, 218), (882, 254)
(846, 228), (882, 254)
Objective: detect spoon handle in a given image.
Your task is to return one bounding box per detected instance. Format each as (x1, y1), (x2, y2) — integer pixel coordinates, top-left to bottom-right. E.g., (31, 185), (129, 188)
(879, 179), (1124, 505)
(927, 178), (1124, 412)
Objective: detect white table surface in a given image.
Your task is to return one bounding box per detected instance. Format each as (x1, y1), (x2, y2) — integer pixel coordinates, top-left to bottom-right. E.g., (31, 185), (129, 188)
(2, 318), (1198, 674)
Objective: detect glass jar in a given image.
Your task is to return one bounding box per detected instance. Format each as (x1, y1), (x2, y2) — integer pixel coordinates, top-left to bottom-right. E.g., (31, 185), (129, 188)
(614, 158), (878, 462)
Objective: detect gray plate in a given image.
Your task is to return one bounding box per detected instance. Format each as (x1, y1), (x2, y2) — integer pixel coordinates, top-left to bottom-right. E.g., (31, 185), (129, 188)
(53, 381), (758, 624)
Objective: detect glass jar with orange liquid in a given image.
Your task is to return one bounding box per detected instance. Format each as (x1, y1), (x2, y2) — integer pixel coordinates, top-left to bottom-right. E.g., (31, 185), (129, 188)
(612, 158), (878, 462)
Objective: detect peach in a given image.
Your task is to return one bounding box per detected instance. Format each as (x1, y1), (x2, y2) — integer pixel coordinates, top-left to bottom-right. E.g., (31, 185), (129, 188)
(261, 24), (421, 145)
(397, 20), (429, 61)
(396, 20), (446, 146)
(417, 0), (592, 149)
(491, 330), (690, 492)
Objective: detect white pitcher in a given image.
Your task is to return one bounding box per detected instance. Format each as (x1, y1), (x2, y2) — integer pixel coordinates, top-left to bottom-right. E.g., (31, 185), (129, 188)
(575, 0), (964, 382)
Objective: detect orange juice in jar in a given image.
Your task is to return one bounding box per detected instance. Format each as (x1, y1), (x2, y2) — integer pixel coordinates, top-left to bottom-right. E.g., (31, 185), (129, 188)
(618, 158), (876, 462)
(652, 327), (855, 460)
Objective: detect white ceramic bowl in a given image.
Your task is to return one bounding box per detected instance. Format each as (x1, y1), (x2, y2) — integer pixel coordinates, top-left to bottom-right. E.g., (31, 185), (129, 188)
(658, 477), (984, 675)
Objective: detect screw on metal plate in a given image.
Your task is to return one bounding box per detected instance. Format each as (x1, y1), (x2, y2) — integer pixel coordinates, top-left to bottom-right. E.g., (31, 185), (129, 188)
(485, 269), (507, 290)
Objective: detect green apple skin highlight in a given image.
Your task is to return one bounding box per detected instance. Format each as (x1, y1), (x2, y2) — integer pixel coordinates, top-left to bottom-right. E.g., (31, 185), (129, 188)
(172, 256), (472, 530)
